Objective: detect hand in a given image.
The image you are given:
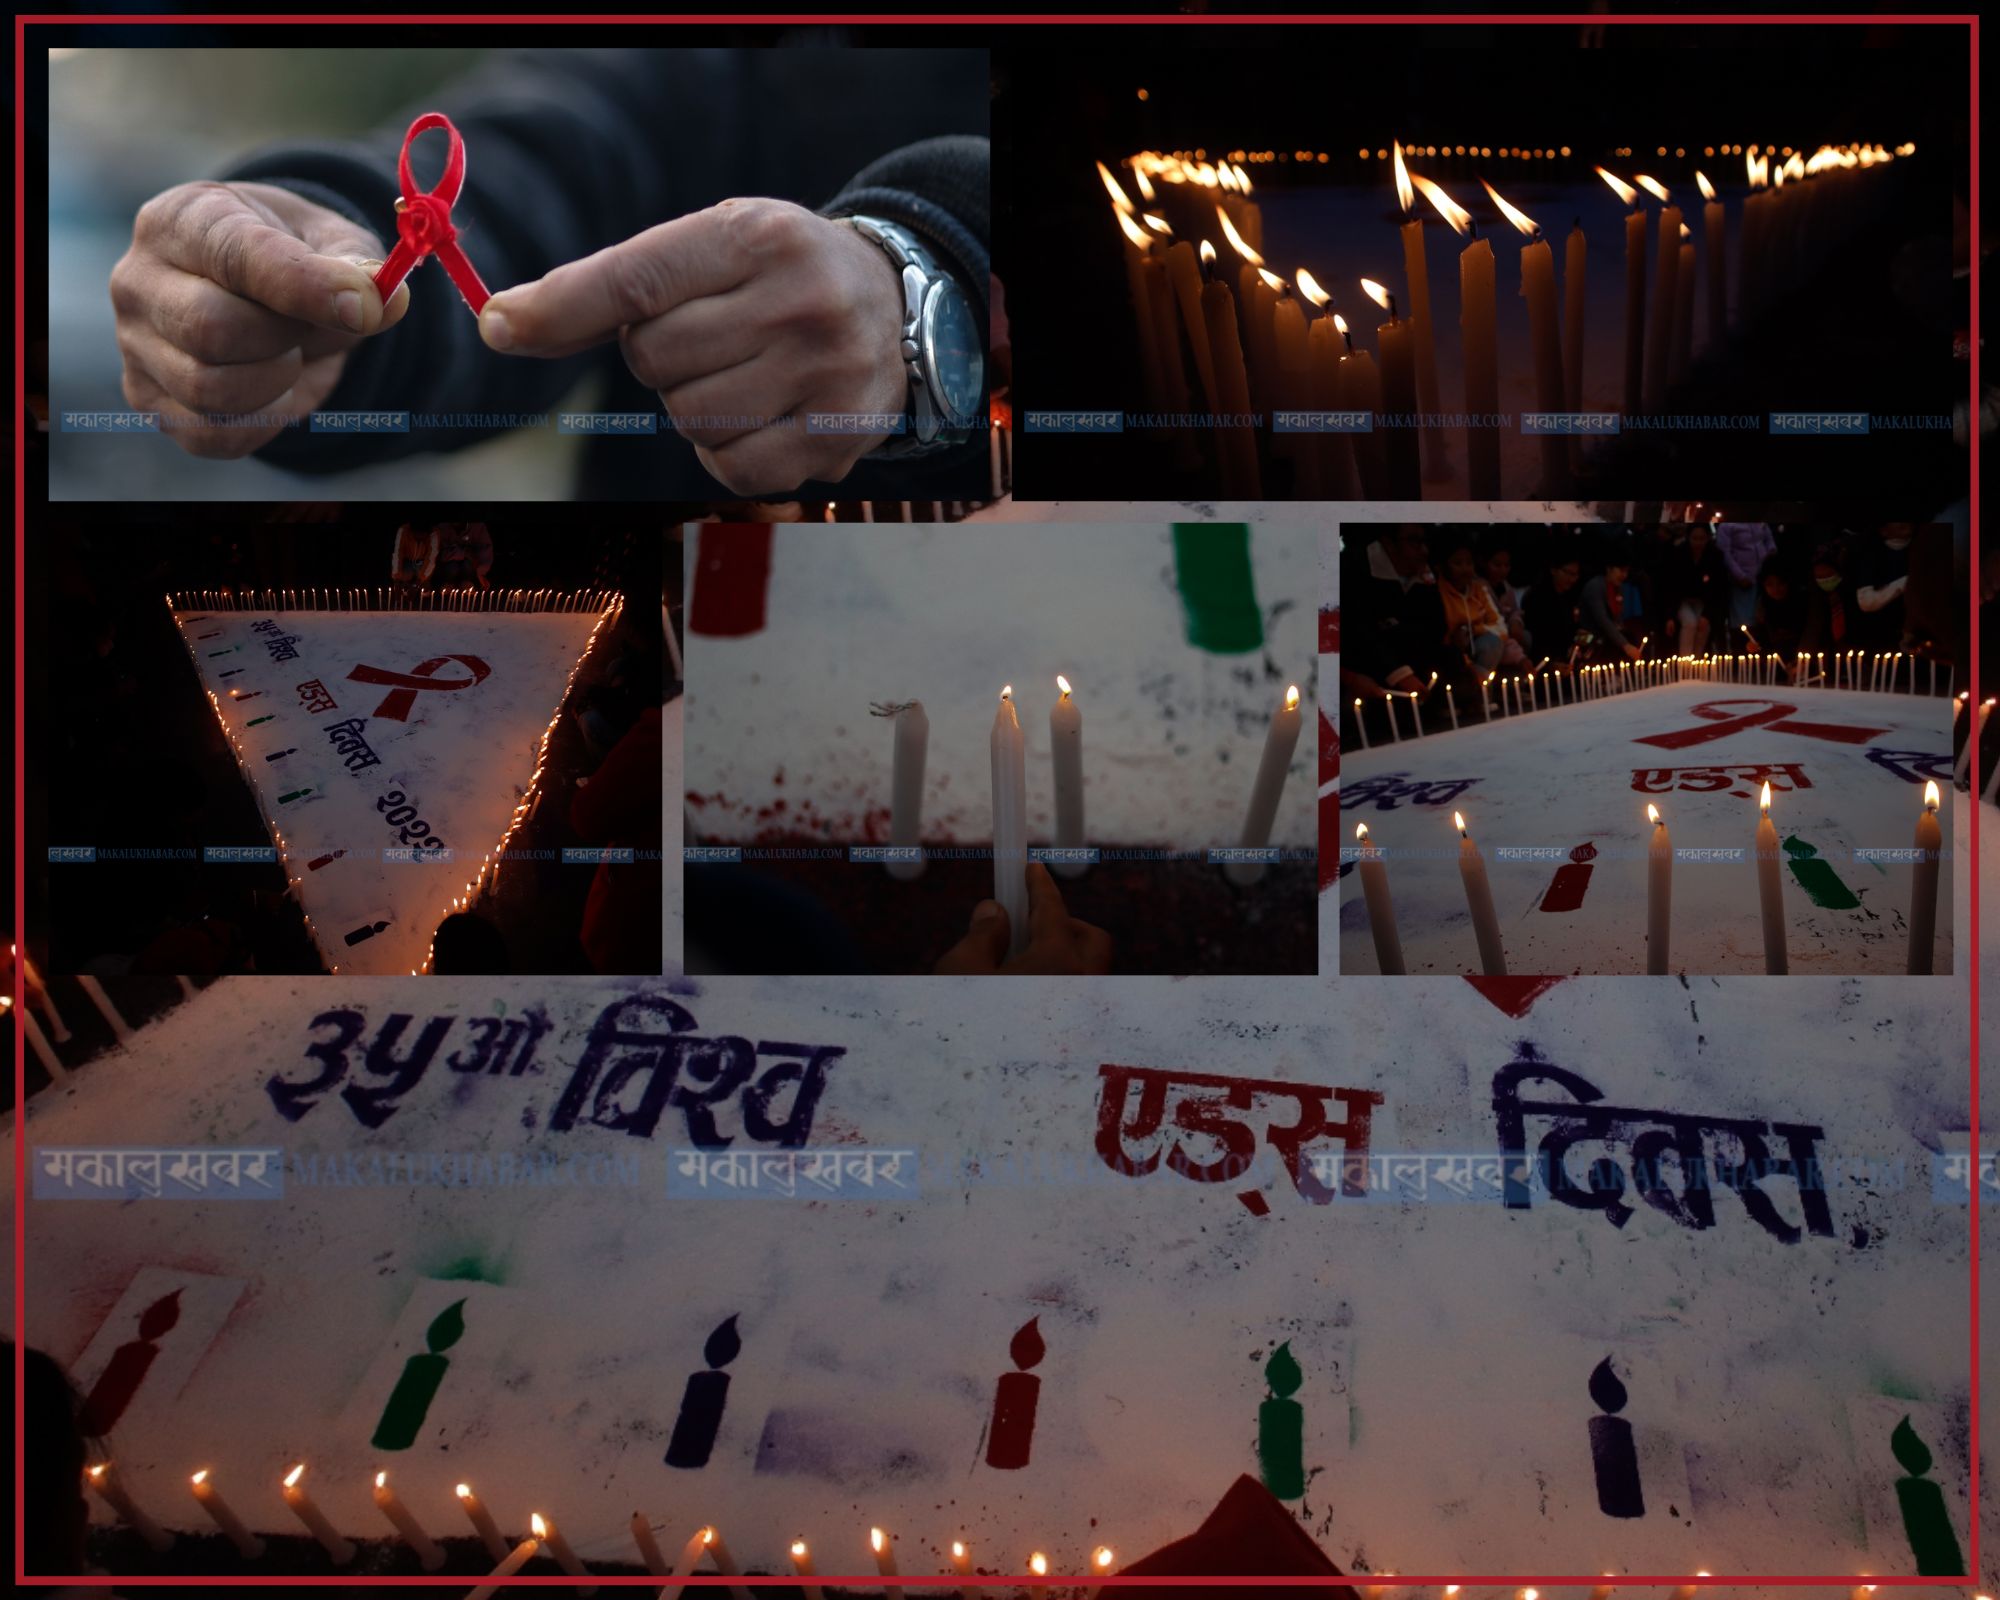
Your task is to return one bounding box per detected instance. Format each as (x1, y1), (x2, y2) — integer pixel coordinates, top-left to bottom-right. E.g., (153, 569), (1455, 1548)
(111, 181), (409, 457)
(933, 863), (1114, 975)
(477, 198), (910, 495)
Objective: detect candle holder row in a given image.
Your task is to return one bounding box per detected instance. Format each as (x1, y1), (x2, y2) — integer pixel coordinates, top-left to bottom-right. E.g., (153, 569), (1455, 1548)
(167, 587), (617, 612)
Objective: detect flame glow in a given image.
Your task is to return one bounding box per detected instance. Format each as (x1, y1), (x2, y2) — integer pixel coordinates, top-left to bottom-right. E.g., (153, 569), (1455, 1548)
(1454, 811), (1468, 835)
(1142, 212), (1172, 234)
(1761, 781), (1773, 812)
(1095, 1548), (1116, 1571)
(1925, 779), (1940, 810)
(1357, 822), (1371, 841)
(1333, 312), (1350, 336)
(1481, 181), (1542, 237)
(1296, 267), (1331, 308)
(1633, 174), (1670, 202)
(284, 1465), (305, 1489)
(1115, 208), (1152, 250)
(1393, 139), (1414, 214)
(1216, 206), (1263, 265)
(1411, 173), (1472, 235)
(1057, 674), (1073, 696)
(1001, 684), (1013, 701)
(192, 1470), (209, 1486)
(871, 1528), (886, 1552)
(1030, 1553), (1049, 1577)
(531, 1514), (548, 1538)
(456, 1484), (473, 1499)
(1199, 238), (1217, 267)
(1095, 160), (1134, 211)
(1596, 167), (1640, 206)
(1696, 170), (1717, 201)
(790, 1539), (809, 1559)
(1648, 804), (1662, 826)
(1285, 684), (1301, 711)
(1258, 266), (1288, 293)
(1360, 277), (1393, 312)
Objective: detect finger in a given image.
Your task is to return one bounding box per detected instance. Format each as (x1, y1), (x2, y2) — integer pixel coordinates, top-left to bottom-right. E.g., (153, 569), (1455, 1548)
(479, 203), (759, 358)
(653, 353), (794, 450)
(154, 183), (386, 333)
(1024, 862), (1071, 948)
(119, 261), (313, 367)
(695, 415), (853, 498)
(117, 316), (304, 417)
(614, 291), (761, 395)
(122, 363), (282, 460)
(932, 900), (1011, 975)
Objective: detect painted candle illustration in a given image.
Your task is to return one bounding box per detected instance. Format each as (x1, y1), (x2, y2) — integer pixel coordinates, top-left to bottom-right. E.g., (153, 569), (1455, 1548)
(1257, 1342), (1305, 1500)
(665, 1314), (741, 1469)
(1539, 841), (1598, 913)
(1890, 1416), (1964, 1575)
(984, 1317), (1045, 1470)
(1587, 1356), (1644, 1518)
(1784, 836), (1860, 909)
(371, 1298), (467, 1451)
(79, 1289), (182, 1436)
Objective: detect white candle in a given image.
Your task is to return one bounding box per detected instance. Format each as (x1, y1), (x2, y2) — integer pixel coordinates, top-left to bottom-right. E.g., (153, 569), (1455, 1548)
(1028, 1550), (1050, 1600)
(1354, 698), (1371, 750)
(1049, 676), (1087, 878)
(1849, 1583), (1877, 1600)
(190, 1469), (265, 1559)
(950, 1538), (974, 1597)
(870, 1526), (906, 1600)
(1956, 698), (1990, 783)
(1446, 686), (1459, 731)
(1355, 824), (1406, 974)
(1907, 781), (1942, 973)
(789, 1538), (828, 1600)
(534, 1511), (596, 1595)
(467, 1533), (542, 1600)
(86, 1462), (173, 1551)
(1387, 690), (1404, 741)
(1406, 688), (1424, 736)
(1083, 1545), (1118, 1600)
(372, 1471), (443, 1570)
(280, 1463), (354, 1563)
(991, 687), (1030, 956)
(22, 1006), (66, 1080)
(1454, 811), (1507, 975)
(704, 1527), (753, 1600)
(1646, 804), (1673, 975)
(657, 1525), (729, 1600)
(75, 975), (133, 1044)
(1756, 783), (1788, 974)
(19, 948), (71, 1039)
(1586, 1582), (1615, 1600)
(886, 700), (929, 881)
(456, 1483), (511, 1562)
(1668, 1572), (1712, 1600)
(1226, 685), (1303, 888)
(631, 1514), (670, 1575)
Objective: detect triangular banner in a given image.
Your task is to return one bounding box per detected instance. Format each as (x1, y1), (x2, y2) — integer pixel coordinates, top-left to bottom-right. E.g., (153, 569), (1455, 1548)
(172, 597), (622, 974)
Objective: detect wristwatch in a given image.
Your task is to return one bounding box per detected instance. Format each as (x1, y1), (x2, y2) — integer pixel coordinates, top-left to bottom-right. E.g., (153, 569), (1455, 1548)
(842, 214), (984, 458)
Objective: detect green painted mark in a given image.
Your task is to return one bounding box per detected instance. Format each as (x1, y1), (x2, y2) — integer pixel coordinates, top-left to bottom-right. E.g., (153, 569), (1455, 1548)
(246, 715), (275, 727)
(207, 646), (240, 657)
(277, 788), (312, 804)
(1890, 1417), (1965, 1575)
(1257, 1342), (1305, 1500)
(1782, 835), (1860, 909)
(370, 1298), (467, 1451)
(435, 1255), (503, 1285)
(1171, 524), (1263, 655)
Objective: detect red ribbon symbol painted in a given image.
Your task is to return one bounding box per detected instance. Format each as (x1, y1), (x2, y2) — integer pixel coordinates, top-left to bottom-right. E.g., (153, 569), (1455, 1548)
(372, 113), (491, 314)
(347, 655), (491, 721)
(1633, 698), (1889, 751)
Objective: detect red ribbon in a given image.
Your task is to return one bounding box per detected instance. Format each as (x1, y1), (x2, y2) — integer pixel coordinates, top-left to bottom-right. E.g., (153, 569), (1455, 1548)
(372, 112), (491, 314)
(347, 654), (491, 720)
(1633, 698), (1888, 751)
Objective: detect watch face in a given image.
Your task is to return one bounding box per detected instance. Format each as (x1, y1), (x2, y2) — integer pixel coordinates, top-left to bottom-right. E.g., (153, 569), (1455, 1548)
(922, 283), (984, 426)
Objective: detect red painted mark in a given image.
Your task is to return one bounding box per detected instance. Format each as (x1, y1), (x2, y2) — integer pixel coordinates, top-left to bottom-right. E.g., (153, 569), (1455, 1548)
(78, 1289), (182, 1436)
(1238, 1190), (1271, 1217)
(1538, 840), (1598, 913)
(1318, 709), (1339, 783)
(1634, 699), (1888, 751)
(690, 526), (775, 637)
(1464, 975), (1568, 1017)
(347, 654), (491, 721)
(1318, 790), (1341, 894)
(1319, 606), (1340, 655)
(985, 1317), (1045, 1470)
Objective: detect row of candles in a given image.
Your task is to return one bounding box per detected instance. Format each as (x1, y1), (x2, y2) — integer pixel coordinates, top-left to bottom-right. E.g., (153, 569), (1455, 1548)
(1351, 642), (1947, 745)
(1956, 695), (2000, 804)
(168, 587), (615, 612)
(84, 1458), (1120, 1595)
(884, 679), (1305, 940)
(1103, 136), (1906, 499)
(80, 1461), (1930, 1598)
(1353, 780), (1944, 978)
(10, 941), (148, 1081)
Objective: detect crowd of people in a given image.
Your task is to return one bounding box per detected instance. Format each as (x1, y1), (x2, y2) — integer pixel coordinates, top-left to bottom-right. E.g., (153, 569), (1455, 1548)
(1342, 524), (1950, 740)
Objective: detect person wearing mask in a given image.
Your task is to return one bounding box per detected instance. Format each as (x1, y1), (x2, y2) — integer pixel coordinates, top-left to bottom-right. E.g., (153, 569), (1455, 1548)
(1713, 520), (1776, 636)
(1661, 522), (1729, 655)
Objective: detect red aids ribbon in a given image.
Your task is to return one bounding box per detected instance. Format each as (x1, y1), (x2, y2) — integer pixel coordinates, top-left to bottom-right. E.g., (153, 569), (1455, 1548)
(347, 654), (491, 721)
(1633, 698), (1888, 751)
(372, 112), (491, 314)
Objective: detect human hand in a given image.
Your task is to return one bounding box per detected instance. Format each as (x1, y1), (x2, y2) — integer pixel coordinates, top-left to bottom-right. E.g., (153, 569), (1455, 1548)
(476, 198), (910, 495)
(112, 181), (409, 457)
(933, 863), (1114, 975)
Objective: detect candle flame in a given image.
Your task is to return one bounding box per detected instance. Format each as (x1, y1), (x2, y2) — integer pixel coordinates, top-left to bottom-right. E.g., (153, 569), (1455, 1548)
(1095, 160), (1134, 212)
(1596, 166), (1640, 206)
(1217, 161), (1237, 192)
(1760, 781), (1772, 813)
(1296, 267), (1331, 308)
(1453, 811), (1468, 836)
(1030, 1553), (1049, 1577)
(1392, 139), (1414, 214)
(1257, 266), (1288, 293)
(701, 1528), (715, 1545)
(192, 1470), (209, 1485)
(1216, 206), (1263, 265)
(1285, 684), (1301, 711)
(1481, 180), (1541, 237)
(1679, 221), (1691, 238)
(1356, 822), (1370, 841)
(1115, 208), (1153, 250)
(1094, 1547), (1116, 1571)
(1524, 1590), (1539, 1600)
(1232, 162), (1252, 193)
(1633, 173), (1670, 202)
(871, 1528), (886, 1552)
(1648, 804), (1662, 826)
(375, 1471), (388, 1489)
(791, 1539), (808, 1559)
(1410, 173), (1472, 235)
(1199, 239), (1217, 267)
(1748, 150), (1769, 189)
(1142, 212), (1172, 234)
(1057, 674), (1073, 697)
(952, 1541), (967, 1560)
(1696, 170), (1717, 201)
(1360, 277), (1393, 312)
(1133, 166), (1155, 201)
(88, 1464), (106, 1480)
(1925, 779), (1940, 811)
(456, 1484), (473, 1499)
(284, 1464), (305, 1489)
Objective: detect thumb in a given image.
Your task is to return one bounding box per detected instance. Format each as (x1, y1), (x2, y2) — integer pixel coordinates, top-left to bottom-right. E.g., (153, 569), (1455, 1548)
(932, 899), (1011, 975)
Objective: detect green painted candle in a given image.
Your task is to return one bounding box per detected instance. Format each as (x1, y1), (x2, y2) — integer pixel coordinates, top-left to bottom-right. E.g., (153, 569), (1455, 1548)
(246, 715), (275, 727)
(1171, 524), (1264, 655)
(1890, 1416), (1965, 1576)
(1257, 1341), (1305, 1500)
(1783, 835), (1860, 910)
(278, 788), (313, 804)
(371, 1299), (467, 1451)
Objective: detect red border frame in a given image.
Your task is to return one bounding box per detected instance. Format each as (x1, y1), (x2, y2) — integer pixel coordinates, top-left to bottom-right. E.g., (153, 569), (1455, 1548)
(15, 9), (1984, 1584)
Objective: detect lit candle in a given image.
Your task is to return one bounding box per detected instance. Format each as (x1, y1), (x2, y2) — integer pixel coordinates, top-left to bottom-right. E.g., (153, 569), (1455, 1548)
(1083, 1544), (1118, 1600)
(1218, 205), (1272, 413)
(1697, 170), (1727, 342)
(991, 685), (1029, 957)
(1483, 181), (1567, 495)
(951, 1538), (974, 1597)
(1636, 175), (1681, 413)
(1908, 780), (1942, 974)
(1756, 783), (1788, 974)
(1028, 1550), (1050, 1600)
(1597, 167), (1647, 414)
(790, 1537), (828, 1600)
(1098, 168), (1161, 403)
(1670, 224), (1696, 384)
(1413, 173), (1495, 497)
(1849, 1583), (1877, 1600)
(1353, 697), (1371, 750)
(1050, 675), (1086, 876)
(630, 1512), (669, 1575)
(1646, 804), (1673, 975)
(190, 1468), (265, 1559)
(1355, 823), (1406, 974)
(870, 1526), (906, 1600)
(466, 1530), (542, 1600)
(1297, 270), (1360, 497)
(1263, 267), (1320, 493)
(1406, 688), (1424, 736)
(1361, 277), (1421, 498)
(885, 699), (928, 882)
(372, 1471), (443, 1570)
(1164, 240), (1219, 417)
(1562, 216), (1588, 473)
(1446, 683), (1459, 730)
(1227, 685), (1303, 887)
(1668, 1572), (1712, 1600)
(1953, 695), (1983, 782)
(534, 1510), (596, 1595)
(1454, 810), (1507, 975)
(1392, 142), (1443, 475)
(1197, 240), (1262, 497)
(85, 1462), (174, 1551)
(1333, 312), (1389, 499)
(1587, 1581), (1615, 1600)
(658, 1525), (729, 1600)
